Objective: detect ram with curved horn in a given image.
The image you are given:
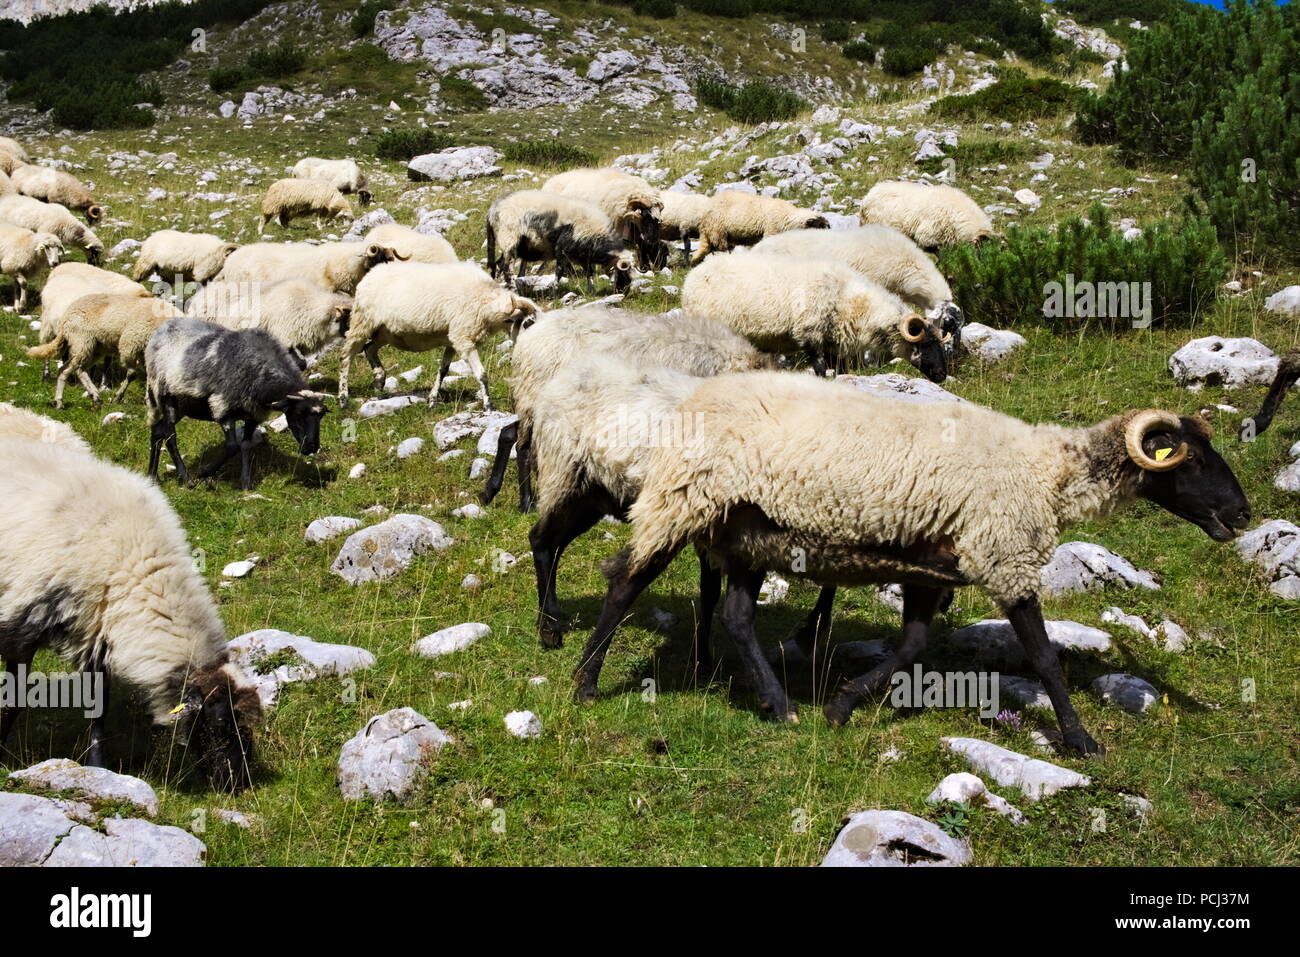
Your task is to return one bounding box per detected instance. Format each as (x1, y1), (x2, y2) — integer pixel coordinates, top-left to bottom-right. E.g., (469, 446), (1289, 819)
(572, 377), (1251, 756)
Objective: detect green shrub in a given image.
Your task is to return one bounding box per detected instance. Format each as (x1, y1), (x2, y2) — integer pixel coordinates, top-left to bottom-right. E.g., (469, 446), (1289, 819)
(634, 0), (677, 16)
(438, 74), (489, 111)
(937, 204), (1227, 329)
(680, 0), (753, 16)
(50, 78), (158, 129)
(501, 140), (598, 168)
(448, 5), (532, 34)
(693, 71), (737, 112)
(246, 42), (307, 77)
(209, 64), (254, 94)
(374, 128), (455, 161)
(692, 73), (804, 123)
(916, 138), (1032, 174)
(882, 44), (934, 76)
(841, 41), (875, 62)
(930, 68), (1082, 121)
(350, 0), (396, 37)
(820, 20), (851, 42)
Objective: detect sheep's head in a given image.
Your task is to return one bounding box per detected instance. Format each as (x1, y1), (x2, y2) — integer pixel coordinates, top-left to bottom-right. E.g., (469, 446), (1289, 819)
(895, 313), (948, 383)
(82, 232), (103, 265)
(805, 215), (831, 230)
(34, 233), (63, 269)
(928, 301), (965, 357)
(1126, 411), (1251, 541)
(334, 199), (354, 221)
(508, 294), (539, 329)
(358, 189), (373, 206)
(608, 248), (636, 292)
(628, 197), (662, 246)
(368, 243), (408, 265)
(274, 389), (329, 455)
(333, 301), (353, 336)
(85, 204), (103, 225)
(174, 662), (262, 792)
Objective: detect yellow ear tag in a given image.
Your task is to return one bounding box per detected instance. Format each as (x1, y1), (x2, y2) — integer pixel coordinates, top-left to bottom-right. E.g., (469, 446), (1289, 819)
(169, 703), (186, 715)
(1155, 447), (1172, 461)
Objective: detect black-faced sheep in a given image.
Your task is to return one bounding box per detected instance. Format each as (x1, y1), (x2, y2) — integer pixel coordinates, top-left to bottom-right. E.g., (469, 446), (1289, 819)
(0, 223), (63, 310)
(689, 190), (829, 264)
(258, 179), (353, 232)
(0, 425), (261, 789)
(186, 278), (352, 365)
(10, 165), (102, 224)
(145, 317), (329, 490)
(340, 261), (537, 408)
(132, 230), (240, 285)
(859, 180), (996, 250)
(0, 194), (103, 264)
(290, 157), (371, 206)
(1242, 350), (1299, 440)
(541, 167), (663, 268)
(486, 190), (636, 294)
(215, 241), (405, 295)
(577, 373), (1251, 754)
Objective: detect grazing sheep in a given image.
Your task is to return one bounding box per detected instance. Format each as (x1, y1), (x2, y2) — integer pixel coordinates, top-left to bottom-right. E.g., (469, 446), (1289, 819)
(365, 222), (457, 264)
(187, 277), (352, 363)
(145, 318), (329, 490)
(10, 165), (102, 224)
(215, 240), (405, 294)
(1242, 349), (1300, 440)
(682, 251), (948, 381)
(28, 293), (183, 408)
(0, 136), (30, 163)
(482, 306), (770, 512)
(35, 262), (148, 378)
(0, 223), (63, 310)
(340, 261), (537, 408)
(0, 194), (103, 264)
(859, 180), (995, 249)
(655, 189), (712, 262)
(0, 432), (261, 788)
(690, 191), (829, 264)
(486, 189), (636, 293)
(132, 229), (239, 284)
(258, 178), (353, 232)
(290, 157), (371, 205)
(0, 401), (90, 453)
(577, 373), (1250, 752)
(753, 224), (966, 353)
(542, 167), (663, 267)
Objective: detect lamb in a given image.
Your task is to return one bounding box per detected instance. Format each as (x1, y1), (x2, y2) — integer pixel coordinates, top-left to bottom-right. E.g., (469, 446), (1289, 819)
(1242, 349), (1300, 440)
(0, 431), (261, 789)
(35, 262), (149, 378)
(258, 178), (353, 232)
(753, 224), (966, 353)
(481, 306), (770, 513)
(10, 164), (102, 224)
(145, 317), (329, 490)
(186, 277), (352, 363)
(655, 189), (712, 262)
(681, 250), (948, 381)
(365, 222), (457, 264)
(0, 223), (63, 310)
(575, 373), (1251, 754)
(542, 167), (663, 267)
(290, 157), (371, 205)
(486, 189), (636, 293)
(132, 229), (240, 284)
(690, 190), (829, 264)
(215, 240), (405, 294)
(859, 180), (996, 249)
(340, 261), (537, 408)
(0, 400), (90, 453)
(0, 194), (103, 264)
(27, 293), (184, 408)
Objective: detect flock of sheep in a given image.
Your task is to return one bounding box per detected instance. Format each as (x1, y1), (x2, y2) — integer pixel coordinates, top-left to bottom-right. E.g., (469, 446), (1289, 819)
(0, 129), (1290, 790)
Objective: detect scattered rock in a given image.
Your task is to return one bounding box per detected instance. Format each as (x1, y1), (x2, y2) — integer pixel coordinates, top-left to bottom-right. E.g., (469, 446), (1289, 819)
(1264, 285), (1300, 316)
(408, 146), (502, 183)
(837, 372), (963, 403)
(435, 409), (516, 450)
(337, 707), (453, 802)
(1121, 794), (1153, 819)
(941, 737), (1091, 800)
(305, 516), (363, 544)
(227, 629), (376, 709)
(451, 503), (485, 519)
(821, 810), (971, 867)
(222, 559), (257, 579)
(330, 514), (454, 585)
(1014, 188), (1041, 209)
(961, 322), (1027, 362)
(947, 618), (1111, 670)
(8, 759), (159, 817)
(1092, 673), (1159, 714)
(1040, 541), (1159, 595)
(926, 771), (1026, 824)
(348, 463), (368, 479)
(396, 437), (425, 459)
(358, 395), (419, 418)
(1235, 520), (1300, 598)
(504, 710), (542, 739)
(998, 675), (1051, 709)
(1169, 337), (1279, 390)
(414, 622), (490, 657)
(45, 817), (206, 867)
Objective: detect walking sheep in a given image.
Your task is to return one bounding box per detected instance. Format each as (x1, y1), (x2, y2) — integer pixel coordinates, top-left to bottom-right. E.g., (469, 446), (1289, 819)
(35, 262), (149, 379)
(0, 432), (262, 788)
(132, 229), (239, 285)
(258, 178), (353, 232)
(682, 251), (948, 381)
(290, 157), (371, 205)
(215, 240), (405, 294)
(859, 180), (996, 249)
(340, 261), (538, 408)
(1242, 349), (1299, 441)
(365, 222), (457, 264)
(186, 278), (352, 363)
(576, 373), (1251, 754)
(0, 223), (62, 310)
(145, 318), (329, 490)
(0, 194), (103, 264)
(542, 167), (663, 268)
(486, 190), (636, 293)
(690, 190), (829, 264)
(753, 224), (966, 354)
(10, 165), (102, 224)
(29, 293), (183, 408)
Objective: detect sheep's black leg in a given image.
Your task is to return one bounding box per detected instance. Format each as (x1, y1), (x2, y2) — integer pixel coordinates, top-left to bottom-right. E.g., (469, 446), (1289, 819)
(237, 419), (258, 491)
(528, 487), (610, 649)
(198, 420), (240, 478)
(693, 546), (720, 681)
(161, 402), (188, 484)
(574, 546), (680, 703)
(787, 584), (837, 658)
(824, 584), (942, 726)
(811, 352), (828, 378)
(682, 234), (692, 261)
(517, 431), (535, 513)
(479, 420), (518, 505)
(1005, 595), (1102, 756)
(428, 345), (455, 406)
(86, 658), (109, 768)
(720, 563), (797, 721)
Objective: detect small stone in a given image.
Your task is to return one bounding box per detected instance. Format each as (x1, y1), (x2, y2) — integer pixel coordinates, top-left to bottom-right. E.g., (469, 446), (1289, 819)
(414, 622), (490, 657)
(8, 759), (159, 817)
(504, 710), (542, 739)
(348, 463), (367, 479)
(469, 457), (490, 480)
(222, 559), (257, 579)
(461, 573), (482, 591)
(396, 437), (424, 459)
(451, 503), (485, 519)
(337, 707), (453, 802)
(1091, 673), (1159, 714)
(330, 514), (454, 585)
(305, 516), (363, 544)
(821, 810), (971, 867)
(941, 737), (1091, 801)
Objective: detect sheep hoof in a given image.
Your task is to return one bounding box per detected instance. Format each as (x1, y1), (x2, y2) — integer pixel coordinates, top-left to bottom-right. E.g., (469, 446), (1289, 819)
(538, 628), (564, 650)
(822, 699), (855, 727)
(1063, 729), (1105, 758)
(572, 681), (598, 704)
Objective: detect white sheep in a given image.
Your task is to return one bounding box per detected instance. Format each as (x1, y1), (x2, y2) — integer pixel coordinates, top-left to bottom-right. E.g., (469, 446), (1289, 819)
(0, 223), (63, 310)
(187, 277), (352, 362)
(35, 262), (148, 378)
(290, 157), (371, 205)
(215, 240), (404, 294)
(681, 251), (948, 381)
(0, 432), (261, 787)
(132, 229), (240, 284)
(579, 374), (1250, 749)
(859, 180), (996, 249)
(341, 261), (537, 408)
(486, 189), (635, 293)
(542, 167), (663, 266)
(0, 194), (103, 264)
(0, 168), (13, 197)
(690, 190), (829, 264)
(259, 178), (353, 232)
(365, 222), (457, 264)
(0, 400), (90, 453)
(0, 136), (30, 163)
(10, 164), (102, 224)
(28, 292), (183, 408)
(656, 189), (712, 261)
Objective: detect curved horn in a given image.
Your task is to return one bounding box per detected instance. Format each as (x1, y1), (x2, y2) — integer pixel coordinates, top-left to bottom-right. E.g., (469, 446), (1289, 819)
(899, 314), (928, 344)
(1125, 410), (1188, 472)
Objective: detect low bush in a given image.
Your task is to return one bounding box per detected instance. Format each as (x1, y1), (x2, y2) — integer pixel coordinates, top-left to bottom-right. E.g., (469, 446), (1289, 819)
(930, 68), (1082, 121)
(501, 140), (598, 168)
(438, 75), (489, 112)
(692, 73), (805, 123)
(350, 0), (396, 37)
(374, 128), (455, 161)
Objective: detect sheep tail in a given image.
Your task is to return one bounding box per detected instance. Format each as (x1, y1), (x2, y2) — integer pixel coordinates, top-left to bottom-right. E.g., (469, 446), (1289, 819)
(27, 335), (65, 360)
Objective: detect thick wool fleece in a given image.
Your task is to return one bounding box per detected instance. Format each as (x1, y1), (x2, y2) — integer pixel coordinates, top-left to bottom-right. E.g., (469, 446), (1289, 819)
(859, 181), (994, 248)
